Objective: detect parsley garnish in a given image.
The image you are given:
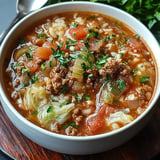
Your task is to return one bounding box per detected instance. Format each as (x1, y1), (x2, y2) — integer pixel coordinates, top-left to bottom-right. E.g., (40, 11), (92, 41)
(132, 68), (137, 76)
(105, 36), (112, 42)
(47, 106), (53, 113)
(33, 110), (38, 115)
(140, 75), (149, 83)
(40, 64), (45, 71)
(61, 84), (68, 94)
(86, 29), (100, 39)
(116, 79), (125, 92)
(59, 101), (70, 107)
(62, 122), (78, 129)
(36, 33), (46, 38)
(25, 52), (32, 60)
(19, 38), (26, 44)
(73, 22), (79, 28)
(82, 94), (91, 101)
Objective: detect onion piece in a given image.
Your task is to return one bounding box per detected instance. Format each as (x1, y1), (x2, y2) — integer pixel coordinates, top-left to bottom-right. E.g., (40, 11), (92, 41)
(71, 51), (94, 81)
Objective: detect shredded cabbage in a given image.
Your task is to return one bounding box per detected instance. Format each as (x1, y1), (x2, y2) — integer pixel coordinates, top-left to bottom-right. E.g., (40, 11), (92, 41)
(71, 51), (94, 81)
(97, 81), (120, 106)
(23, 84), (47, 111)
(106, 111), (133, 125)
(37, 102), (75, 125)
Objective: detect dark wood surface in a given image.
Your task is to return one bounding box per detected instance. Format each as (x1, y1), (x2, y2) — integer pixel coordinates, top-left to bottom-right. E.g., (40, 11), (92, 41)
(1, 100), (160, 160)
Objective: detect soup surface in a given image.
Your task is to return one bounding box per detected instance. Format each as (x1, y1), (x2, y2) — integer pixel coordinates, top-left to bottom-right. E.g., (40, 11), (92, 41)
(5, 11), (155, 136)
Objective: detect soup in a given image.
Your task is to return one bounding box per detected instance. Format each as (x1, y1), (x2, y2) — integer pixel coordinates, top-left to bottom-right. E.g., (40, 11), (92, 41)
(5, 11), (155, 136)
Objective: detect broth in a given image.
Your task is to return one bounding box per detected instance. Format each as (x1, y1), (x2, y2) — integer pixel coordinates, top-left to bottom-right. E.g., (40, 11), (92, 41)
(4, 11), (155, 136)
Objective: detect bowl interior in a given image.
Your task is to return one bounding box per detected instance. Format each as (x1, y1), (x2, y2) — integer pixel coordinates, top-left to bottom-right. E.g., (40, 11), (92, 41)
(0, 2), (160, 141)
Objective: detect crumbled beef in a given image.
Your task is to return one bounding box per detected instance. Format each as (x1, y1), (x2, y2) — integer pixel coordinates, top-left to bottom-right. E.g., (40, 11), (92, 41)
(16, 63), (25, 77)
(72, 108), (83, 126)
(125, 85), (153, 108)
(99, 58), (131, 78)
(46, 66), (73, 94)
(85, 67), (98, 90)
(65, 126), (78, 136)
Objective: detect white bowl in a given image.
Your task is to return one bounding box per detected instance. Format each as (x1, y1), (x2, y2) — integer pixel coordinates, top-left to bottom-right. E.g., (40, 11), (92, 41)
(0, 2), (160, 155)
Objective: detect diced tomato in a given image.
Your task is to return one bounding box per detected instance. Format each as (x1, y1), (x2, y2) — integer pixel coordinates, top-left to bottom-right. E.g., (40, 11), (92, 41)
(75, 41), (85, 51)
(25, 33), (45, 46)
(128, 38), (141, 52)
(69, 26), (88, 40)
(87, 105), (106, 133)
(26, 60), (40, 72)
(105, 106), (115, 117)
(34, 47), (53, 60)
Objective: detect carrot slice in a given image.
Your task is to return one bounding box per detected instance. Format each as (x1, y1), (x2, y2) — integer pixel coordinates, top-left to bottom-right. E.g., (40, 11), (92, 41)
(69, 26), (88, 40)
(34, 47), (53, 60)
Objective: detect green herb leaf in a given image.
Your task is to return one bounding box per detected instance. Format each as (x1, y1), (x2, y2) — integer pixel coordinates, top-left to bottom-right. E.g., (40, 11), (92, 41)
(40, 64), (46, 71)
(36, 33), (47, 38)
(82, 94), (91, 101)
(59, 101), (70, 107)
(132, 68), (137, 76)
(47, 106), (53, 113)
(25, 52), (32, 60)
(62, 122), (78, 129)
(140, 75), (149, 83)
(116, 79), (125, 92)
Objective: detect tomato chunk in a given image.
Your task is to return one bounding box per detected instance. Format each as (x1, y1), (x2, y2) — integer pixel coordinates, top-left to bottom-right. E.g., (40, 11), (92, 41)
(87, 105), (106, 133)
(69, 26), (88, 40)
(26, 60), (40, 72)
(34, 47), (53, 60)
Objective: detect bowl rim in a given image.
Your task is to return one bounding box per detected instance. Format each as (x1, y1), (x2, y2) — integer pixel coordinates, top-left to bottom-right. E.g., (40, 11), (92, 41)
(0, 1), (160, 141)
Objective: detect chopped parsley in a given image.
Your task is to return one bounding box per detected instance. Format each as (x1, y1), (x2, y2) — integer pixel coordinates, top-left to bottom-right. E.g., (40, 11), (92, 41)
(105, 36), (112, 42)
(25, 52), (32, 60)
(86, 29), (100, 39)
(116, 79), (125, 92)
(26, 71), (38, 84)
(96, 54), (109, 65)
(36, 33), (47, 38)
(40, 64), (46, 71)
(21, 68), (28, 74)
(49, 60), (54, 67)
(33, 110), (38, 115)
(11, 63), (21, 70)
(59, 101), (70, 107)
(47, 106), (53, 113)
(132, 68), (137, 76)
(73, 22), (79, 28)
(61, 84), (68, 94)
(52, 44), (71, 68)
(73, 33), (77, 37)
(140, 75), (149, 83)
(82, 94), (91, 101)
(135, 34), (140, 39)
(62, 122), (78, 129)
(19, 38), (26, 44)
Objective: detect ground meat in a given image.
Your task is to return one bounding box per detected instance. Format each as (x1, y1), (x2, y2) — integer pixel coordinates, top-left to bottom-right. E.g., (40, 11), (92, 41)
(16, 63), (25, 77)
(125, 84), (153, 109)
(136, 85), (152, 102)
(99, 58), (131, 78)
(65, 126), (78, 136)
(46, 66), (73, 94)
(85, 67), (98, 90)
(72, 108), (83, 126)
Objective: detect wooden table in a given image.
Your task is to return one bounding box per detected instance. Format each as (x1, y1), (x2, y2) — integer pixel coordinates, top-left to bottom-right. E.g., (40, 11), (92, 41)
(1, 100), (160, 160)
